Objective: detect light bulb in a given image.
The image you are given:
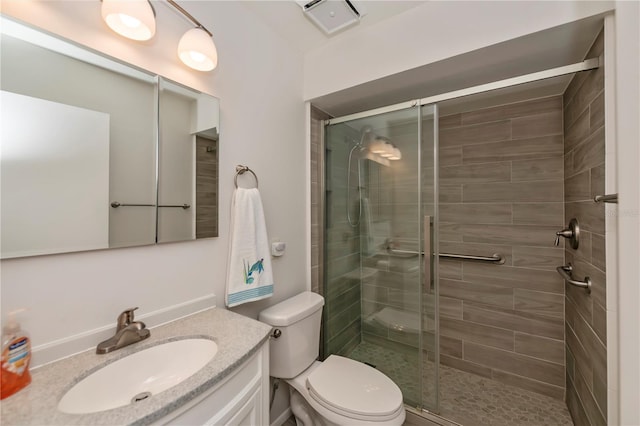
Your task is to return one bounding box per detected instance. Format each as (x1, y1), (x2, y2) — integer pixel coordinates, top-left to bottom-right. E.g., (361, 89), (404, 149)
(101, 0), (156, 41)
(189, 51), (207, 63)
(118, 14), (142, 29)
(178, 28), (218, 71)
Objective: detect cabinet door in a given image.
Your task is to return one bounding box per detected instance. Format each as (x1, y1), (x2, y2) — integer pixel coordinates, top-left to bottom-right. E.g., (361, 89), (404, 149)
(159, 343), (268, 425)
(226, 386), (262, 426)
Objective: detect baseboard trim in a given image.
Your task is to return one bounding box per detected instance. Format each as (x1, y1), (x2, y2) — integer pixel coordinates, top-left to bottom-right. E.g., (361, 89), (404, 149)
(32, 294), (217, 368)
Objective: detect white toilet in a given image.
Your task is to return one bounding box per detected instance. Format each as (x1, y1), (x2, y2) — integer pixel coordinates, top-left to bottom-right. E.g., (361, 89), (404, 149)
(259, 292), (406, 426)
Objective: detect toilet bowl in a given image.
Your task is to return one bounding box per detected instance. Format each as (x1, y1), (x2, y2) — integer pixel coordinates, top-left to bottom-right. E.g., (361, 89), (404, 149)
(259, 292), (405, 426)
(288, 357), (405, 426)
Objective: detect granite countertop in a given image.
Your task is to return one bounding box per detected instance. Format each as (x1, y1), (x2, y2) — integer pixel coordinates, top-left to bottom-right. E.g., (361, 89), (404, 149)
(1, 308), (272, 425)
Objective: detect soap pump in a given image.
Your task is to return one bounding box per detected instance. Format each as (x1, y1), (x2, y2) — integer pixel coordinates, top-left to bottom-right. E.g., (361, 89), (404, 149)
(1, 309), (32, 399)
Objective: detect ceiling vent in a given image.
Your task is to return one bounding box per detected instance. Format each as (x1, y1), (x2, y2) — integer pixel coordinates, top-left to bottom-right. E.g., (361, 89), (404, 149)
(297, 0), (364, 35)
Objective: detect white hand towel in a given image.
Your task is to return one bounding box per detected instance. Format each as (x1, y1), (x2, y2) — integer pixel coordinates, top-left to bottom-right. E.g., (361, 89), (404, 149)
(225, 188), (274, 307)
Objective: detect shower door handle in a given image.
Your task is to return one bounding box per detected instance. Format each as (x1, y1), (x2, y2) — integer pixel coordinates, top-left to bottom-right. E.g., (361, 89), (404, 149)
(424, 215), (432, 294)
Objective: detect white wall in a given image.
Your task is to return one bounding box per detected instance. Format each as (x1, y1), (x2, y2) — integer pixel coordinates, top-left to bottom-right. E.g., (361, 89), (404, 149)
(613, 2), (640, 424)
(0, 0), (306, 367)
(304, 0), (615, 100)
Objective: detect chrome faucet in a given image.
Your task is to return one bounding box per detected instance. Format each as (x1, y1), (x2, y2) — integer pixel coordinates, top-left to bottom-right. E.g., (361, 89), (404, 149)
(96, 307), (150, 354)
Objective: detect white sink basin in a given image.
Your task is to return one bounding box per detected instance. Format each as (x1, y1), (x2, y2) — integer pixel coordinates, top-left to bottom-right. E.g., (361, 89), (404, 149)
(58, 338), (217, 414)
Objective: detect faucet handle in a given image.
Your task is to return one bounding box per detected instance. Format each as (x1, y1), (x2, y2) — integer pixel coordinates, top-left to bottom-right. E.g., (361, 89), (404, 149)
(116, 307), (139, 331)
(554, 218), (580, 249)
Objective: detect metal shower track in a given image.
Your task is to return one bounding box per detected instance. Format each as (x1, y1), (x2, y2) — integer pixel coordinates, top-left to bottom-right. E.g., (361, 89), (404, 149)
(325, 57), (600, 125)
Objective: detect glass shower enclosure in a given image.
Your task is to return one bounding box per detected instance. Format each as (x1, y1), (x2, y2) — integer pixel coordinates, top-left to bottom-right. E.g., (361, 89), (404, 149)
(322, 104), (439, 411)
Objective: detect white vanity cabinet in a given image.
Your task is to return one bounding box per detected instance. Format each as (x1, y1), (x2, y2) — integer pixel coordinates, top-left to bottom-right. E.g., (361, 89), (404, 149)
(159, 342), (269, 425)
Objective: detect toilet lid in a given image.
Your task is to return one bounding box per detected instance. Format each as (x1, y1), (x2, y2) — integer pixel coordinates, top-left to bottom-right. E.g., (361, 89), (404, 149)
(306, 355), (403, 418)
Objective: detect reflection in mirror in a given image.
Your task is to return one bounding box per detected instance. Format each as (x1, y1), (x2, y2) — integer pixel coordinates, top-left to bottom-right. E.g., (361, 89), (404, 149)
(1, 91), (112, 257)
(0, 17), (219, 259)
(1, 17), (157, 258)
(157, 78), (219, 243)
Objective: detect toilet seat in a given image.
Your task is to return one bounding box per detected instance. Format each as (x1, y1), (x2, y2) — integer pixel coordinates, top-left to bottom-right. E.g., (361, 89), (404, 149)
(305, 355), (404, 422)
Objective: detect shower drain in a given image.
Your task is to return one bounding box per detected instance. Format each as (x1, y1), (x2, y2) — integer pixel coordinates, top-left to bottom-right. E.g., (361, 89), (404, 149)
(131, 392), (152, 403)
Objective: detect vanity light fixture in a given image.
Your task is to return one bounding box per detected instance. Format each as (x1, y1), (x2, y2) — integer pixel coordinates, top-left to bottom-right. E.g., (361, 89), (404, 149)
(168, 0), (218, 71)
(369, 137), (389, 155)
(177, 27), (218, 71)
(368, 136), (401, 162)
(378, 142), (400, 160)
(388, 146), (402, 161)
(101, 0), (218, 71)
(378, 142), (393, 158)
(101, 0), (156, 41)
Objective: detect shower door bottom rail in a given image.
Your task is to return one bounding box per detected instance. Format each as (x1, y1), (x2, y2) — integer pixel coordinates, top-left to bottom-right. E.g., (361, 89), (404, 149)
(386, 248), (505, 264)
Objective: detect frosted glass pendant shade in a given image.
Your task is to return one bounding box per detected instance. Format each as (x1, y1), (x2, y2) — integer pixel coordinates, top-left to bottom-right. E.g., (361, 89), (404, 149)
(178, 28), (218, 71)
(379, 143), (394, 158)
(388, 147), (402, 160)
(101, 0), (156, 41)
(369, 139), (386, 154)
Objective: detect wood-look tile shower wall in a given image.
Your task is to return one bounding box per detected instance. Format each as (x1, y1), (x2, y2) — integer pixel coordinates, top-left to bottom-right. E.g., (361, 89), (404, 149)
(312, 107), (364, 357)
(310, 106), (330, 295)
(436, 96), (567, 399)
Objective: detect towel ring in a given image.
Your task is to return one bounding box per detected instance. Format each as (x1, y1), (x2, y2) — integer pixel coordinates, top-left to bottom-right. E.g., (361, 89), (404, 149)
(234, 165), (259, 188)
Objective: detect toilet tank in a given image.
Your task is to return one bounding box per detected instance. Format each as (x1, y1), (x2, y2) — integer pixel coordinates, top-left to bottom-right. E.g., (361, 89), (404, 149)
(259, 292), (324, 379)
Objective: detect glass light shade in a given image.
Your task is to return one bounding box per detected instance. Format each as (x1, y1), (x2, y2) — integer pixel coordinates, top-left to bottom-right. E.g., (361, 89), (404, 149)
(369, 138), (387, 154)
(178, 28), (218, 71)
(379, 143), (395, 158)
(101, 0), (156, 41)
(388, 147), (402, 160)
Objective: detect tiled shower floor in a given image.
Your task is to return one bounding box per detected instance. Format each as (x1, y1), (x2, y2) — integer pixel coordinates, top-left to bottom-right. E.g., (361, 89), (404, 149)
(349, 341), (574, 426)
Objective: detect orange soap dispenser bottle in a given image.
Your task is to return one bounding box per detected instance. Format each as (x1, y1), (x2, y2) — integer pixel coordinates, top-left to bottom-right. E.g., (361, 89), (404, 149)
(1, 309), (32, 399)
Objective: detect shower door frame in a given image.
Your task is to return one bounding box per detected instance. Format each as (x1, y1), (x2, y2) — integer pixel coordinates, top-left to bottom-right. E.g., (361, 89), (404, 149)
(321, 103), (441, 412)
(325, 58), (599, 127)
(320, 55), (602, 417)
(425, 103), (440, 413)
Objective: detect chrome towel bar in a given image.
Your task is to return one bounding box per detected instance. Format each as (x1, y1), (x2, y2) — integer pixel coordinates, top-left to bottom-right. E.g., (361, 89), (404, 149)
(386, 248), (505, 264)
(111, 202), (155, 208)
(556, 263), (591, 293)
(158, 204), (191, 209)
(111, 202), (190, 209)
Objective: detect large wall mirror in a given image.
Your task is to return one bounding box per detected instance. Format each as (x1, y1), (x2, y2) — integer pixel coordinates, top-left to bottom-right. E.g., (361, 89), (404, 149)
(0, 16), (219, 259)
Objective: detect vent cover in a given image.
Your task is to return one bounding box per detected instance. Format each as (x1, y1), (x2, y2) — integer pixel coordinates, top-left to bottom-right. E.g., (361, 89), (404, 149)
(299, 0), (362, 35)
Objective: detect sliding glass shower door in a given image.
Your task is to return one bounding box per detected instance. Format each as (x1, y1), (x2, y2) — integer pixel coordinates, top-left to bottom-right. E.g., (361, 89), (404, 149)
(323, 104), (439, 411)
